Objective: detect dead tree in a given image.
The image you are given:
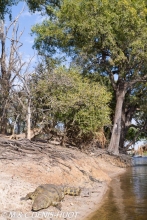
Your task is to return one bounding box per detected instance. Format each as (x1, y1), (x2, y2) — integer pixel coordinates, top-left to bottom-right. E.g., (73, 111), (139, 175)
(14, 63), (35, 140)
(0, 9), (25, 134)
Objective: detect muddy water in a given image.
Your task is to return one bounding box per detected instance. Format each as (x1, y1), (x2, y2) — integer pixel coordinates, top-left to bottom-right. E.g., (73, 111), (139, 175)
(87, 158), (147, 220)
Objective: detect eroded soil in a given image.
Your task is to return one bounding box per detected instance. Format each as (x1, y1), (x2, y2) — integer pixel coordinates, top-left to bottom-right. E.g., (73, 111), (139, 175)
(0, 139), (131, 220)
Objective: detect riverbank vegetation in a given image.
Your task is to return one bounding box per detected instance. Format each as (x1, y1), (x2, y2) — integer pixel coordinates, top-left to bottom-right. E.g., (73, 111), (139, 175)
(1, 0), (147, 154)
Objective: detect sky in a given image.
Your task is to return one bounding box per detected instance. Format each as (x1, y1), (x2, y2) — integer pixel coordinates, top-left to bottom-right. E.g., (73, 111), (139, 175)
(4, 2), (70, 69)
(4, 2), (44, 68)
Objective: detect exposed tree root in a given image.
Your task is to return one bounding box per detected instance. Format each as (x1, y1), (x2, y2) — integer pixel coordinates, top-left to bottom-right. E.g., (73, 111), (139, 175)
(0, 136), (133, 167)
(0, 137), (76, 162)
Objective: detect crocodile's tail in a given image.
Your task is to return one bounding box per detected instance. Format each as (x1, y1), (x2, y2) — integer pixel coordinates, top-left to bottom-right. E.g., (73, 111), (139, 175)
(63, 187), (81, 196)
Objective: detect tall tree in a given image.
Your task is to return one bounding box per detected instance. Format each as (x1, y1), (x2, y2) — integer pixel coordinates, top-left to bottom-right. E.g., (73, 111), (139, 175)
(32, 0), (147, 154)
(123, 82), (147, 149)
(0, 10), (26, 134)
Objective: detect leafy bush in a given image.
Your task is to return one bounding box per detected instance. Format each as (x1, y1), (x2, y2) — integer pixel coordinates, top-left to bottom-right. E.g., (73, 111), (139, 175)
(31, 67), (111, 144)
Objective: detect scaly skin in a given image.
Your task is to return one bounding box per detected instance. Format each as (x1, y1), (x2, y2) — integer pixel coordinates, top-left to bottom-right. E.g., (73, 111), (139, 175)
(21, 184), (81, 211)
(63, 186), (81, 196)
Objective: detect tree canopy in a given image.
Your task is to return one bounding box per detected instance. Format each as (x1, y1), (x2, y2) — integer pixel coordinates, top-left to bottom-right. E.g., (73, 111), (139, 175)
(31, 0), (147, 154)
(31, 66), (111, 145)
(0, 0), (19, 19)
(0, 0), (61, 20)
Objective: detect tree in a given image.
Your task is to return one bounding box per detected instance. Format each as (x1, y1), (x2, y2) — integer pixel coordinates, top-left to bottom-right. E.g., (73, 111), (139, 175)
(0, 9), (37, 138)
(26, 0), (61, 13)
(31, 66), (111, 146)
(32, 0), (147, 154)
(0, 10), (26, 134)
(12, 57), (35, 140)
(124, 83), (147, 148)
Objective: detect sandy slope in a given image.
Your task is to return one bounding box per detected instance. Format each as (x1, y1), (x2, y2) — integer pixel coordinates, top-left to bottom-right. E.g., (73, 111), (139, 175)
(0, 144), (126, 220)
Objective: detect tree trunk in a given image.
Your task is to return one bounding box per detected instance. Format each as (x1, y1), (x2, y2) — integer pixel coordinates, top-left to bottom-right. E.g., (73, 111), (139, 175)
(119, 124), (126, 149)
(27, 100), (31, 140)
(17, 120), (21, 134)
(0, 17), (24, 134)
(108, 90), (125, 155)
(0, 20), (9, 134)
(119, 103), (137, 149)
(12, 114), (20, 136)
(119, 105), (127, 149)
(0, 104), (8, 134)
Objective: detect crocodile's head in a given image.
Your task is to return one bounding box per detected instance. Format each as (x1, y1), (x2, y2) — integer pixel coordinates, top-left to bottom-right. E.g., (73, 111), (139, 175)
(32, 194), (51, 211)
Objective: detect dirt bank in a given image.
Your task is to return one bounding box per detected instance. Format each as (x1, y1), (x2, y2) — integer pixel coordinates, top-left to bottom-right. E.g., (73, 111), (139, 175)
(0, 139), (131, 220)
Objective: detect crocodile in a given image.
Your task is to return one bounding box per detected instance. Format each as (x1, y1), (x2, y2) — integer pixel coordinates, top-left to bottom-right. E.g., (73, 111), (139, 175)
(21, 184), (81, 211)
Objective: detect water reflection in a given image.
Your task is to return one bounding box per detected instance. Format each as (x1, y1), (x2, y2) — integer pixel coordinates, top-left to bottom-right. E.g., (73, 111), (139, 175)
(87, 160), (147, 220)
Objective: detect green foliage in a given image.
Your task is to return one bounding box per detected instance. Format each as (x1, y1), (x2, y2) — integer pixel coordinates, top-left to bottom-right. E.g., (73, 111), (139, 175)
(26, 0), (61, 13)
(0, 0), (61, 20)
(126, 127), (138, 141)
(0, 0), (19, 19)
(126, 82), (147, 141)
(31, 0), (147, 149)
(31, 67), (111, 135)
(32, 0), (147, 71)
(143, 151), (147, 156)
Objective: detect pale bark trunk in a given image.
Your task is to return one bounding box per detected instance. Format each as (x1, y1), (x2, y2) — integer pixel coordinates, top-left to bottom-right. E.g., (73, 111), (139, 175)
(0, 16), (24, 134)
(27, 100), (31, 140)
(12, 114), (20, 136)
(108, 91), (125, 155)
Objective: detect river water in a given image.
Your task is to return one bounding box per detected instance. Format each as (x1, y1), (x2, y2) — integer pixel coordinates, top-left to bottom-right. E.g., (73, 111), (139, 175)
(88, 157), (147, 220)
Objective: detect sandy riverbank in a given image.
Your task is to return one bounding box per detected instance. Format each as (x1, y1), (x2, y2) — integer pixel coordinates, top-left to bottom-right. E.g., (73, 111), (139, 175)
(82, 169), (126, 220)
(0, 141), (129, 220)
